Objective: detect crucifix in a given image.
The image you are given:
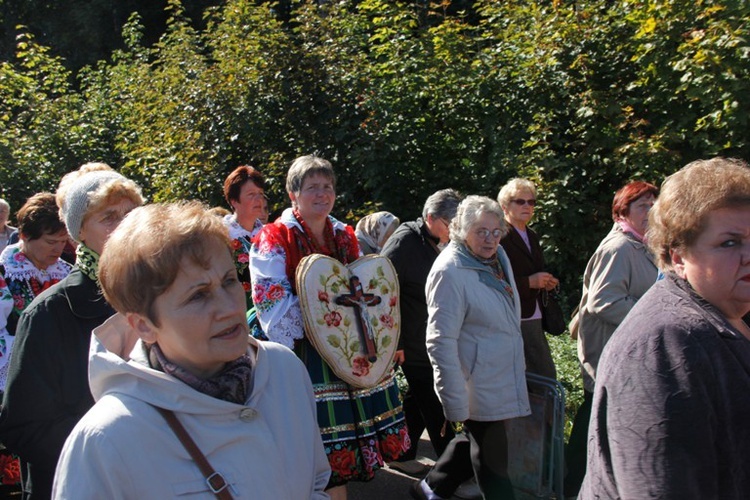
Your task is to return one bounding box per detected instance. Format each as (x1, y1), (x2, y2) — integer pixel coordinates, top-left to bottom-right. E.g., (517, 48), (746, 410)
(335, 276), (381, 362)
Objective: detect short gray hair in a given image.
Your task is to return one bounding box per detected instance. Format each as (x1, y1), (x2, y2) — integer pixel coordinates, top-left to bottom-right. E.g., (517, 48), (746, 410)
(0, 199), (9, 213)
(450, 195), (507, 244)
(497, 178), (537, 209)
(286, 154), (336, 194)
(422, 188), (462, 221)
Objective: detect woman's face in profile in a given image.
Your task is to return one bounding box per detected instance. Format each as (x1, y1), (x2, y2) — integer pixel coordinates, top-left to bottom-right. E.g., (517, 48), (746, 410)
(623, 193), (656, 236)
(136, 238), (249, 378)
(672, 205), (750, 320)
(78, 196), (139, 255)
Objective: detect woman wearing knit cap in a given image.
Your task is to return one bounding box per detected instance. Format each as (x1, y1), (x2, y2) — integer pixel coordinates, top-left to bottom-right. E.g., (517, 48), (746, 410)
(0, 164), (143, 499)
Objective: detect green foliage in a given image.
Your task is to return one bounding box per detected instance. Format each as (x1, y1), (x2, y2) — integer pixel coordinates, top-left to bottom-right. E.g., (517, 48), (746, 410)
(549, 334), (584, 438)
(0, 32), (111, 206)
(1, 0), (749, 299)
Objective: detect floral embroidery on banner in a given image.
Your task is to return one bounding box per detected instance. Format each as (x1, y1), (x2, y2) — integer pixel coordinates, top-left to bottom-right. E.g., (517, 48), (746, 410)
(312, 262), (398, 377)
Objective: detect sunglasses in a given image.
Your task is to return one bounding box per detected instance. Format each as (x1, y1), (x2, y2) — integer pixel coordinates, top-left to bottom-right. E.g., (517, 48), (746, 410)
(511, 198), (536, 206)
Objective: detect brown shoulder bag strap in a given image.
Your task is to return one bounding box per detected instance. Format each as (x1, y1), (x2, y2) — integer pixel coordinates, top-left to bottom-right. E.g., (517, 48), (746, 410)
(152, 406), (234, 500)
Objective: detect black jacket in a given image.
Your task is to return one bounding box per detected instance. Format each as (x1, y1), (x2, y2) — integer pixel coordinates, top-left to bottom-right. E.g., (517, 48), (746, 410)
(0, 268), (114, 499)
(500, 225), (545, 319)
(381, 219), (441, 368)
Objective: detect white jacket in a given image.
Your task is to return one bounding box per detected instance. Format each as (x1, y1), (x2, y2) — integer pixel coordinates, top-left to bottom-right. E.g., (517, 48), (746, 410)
(53, 314), (330, 499)
(426, 242), (530, 423)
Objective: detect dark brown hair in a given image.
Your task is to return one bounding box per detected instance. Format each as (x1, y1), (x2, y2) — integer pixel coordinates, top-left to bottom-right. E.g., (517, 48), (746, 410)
(17, 192), (66, 240)
(223, 165), (265, 206)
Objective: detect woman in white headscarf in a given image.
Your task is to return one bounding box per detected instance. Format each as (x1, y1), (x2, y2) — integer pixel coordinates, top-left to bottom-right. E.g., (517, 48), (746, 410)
(355, 211), (400, 255)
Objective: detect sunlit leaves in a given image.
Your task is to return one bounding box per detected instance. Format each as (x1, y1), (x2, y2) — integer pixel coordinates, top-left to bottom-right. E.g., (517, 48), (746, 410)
(0, 0), (748, 309)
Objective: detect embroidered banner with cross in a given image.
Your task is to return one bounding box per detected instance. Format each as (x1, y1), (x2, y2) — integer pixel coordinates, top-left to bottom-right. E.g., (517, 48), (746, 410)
(296, 254), (401, 389)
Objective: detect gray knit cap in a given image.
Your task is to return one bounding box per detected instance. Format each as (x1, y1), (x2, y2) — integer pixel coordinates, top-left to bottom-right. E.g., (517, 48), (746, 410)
(62, 170), (127, 242)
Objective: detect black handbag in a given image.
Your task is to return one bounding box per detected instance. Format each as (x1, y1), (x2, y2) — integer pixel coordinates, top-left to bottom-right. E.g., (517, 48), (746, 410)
(541, 286), (566, 336)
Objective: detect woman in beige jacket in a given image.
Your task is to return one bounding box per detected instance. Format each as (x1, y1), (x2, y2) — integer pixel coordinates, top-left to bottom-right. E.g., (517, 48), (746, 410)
(564, 180), (659, 497)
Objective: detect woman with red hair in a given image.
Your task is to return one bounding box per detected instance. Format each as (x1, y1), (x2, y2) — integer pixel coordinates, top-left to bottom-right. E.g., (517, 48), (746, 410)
(564, 180), (659, 497)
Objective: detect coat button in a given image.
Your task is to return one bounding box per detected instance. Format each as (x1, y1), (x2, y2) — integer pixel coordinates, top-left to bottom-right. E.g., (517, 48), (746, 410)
(239, 408), (257, 421)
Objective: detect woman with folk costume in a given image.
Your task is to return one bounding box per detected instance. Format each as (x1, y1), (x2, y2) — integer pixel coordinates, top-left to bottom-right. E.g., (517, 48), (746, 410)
(249, 154), (408, 499)
(0, 192), (71, 390)
(0, 192), (70, 494)
(222, 165), (267, 310)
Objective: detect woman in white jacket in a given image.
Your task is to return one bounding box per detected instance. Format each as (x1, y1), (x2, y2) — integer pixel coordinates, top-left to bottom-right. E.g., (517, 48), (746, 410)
(52, 201), (330, 499)
(413, 196), (530, 500)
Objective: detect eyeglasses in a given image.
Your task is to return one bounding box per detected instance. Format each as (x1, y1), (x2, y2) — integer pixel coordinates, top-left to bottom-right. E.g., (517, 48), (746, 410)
(475, 228), (503, 240)
(511, 198), (536, 206)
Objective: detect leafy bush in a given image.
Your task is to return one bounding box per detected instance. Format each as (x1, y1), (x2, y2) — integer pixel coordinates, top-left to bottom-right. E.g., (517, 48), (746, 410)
(1, 0), (748, 317)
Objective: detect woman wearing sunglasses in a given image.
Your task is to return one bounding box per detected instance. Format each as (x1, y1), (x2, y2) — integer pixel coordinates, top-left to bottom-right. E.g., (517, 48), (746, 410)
(564, 180), (659, 497)
(498, 179), (559, 381)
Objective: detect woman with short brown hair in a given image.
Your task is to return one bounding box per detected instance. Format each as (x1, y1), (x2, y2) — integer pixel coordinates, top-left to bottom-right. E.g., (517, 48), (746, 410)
(53, 201), (329, 498)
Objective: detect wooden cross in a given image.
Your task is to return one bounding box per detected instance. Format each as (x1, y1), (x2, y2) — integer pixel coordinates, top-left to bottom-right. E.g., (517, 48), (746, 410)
(335, 276), (381, 362)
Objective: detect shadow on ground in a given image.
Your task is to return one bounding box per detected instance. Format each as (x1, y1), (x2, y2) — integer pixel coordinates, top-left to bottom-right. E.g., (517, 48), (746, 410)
(349, 432), (440, 500)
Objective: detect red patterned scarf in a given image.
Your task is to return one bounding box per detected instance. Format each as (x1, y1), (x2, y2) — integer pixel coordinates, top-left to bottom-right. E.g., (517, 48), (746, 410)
(282, 209), (359, 294)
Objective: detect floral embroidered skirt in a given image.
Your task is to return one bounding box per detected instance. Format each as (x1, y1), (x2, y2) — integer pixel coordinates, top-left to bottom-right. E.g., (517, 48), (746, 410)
(0, 448), (21, 494)
(295, 339), (409, 487)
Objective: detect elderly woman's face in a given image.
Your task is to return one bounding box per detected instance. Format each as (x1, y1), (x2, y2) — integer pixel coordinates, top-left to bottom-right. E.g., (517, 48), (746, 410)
(291, 173), (335, 222)
(232, 180), (265, 229)
(465, 211), (504, 259)
(672, 206), (750, 320)
(623, 193), (656, 236)
(137, 239), (249, 378)
(503, 188), (536, 228)
(79, 196), (139, 255)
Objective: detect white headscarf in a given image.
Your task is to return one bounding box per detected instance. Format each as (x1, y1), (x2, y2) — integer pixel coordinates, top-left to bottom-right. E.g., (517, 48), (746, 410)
(355, 211), (400, 254)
